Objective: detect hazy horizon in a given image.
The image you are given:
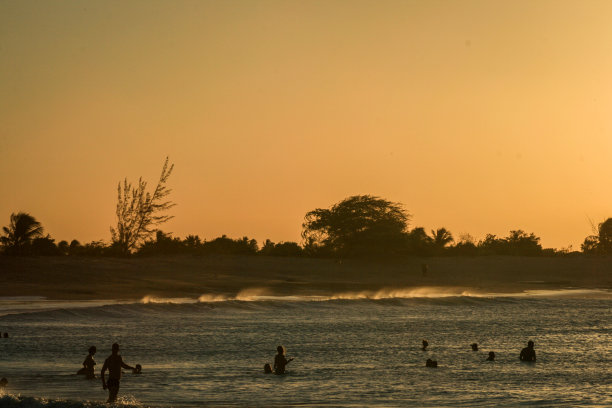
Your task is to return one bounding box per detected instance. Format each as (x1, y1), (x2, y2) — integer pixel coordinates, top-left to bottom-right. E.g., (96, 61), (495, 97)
(2, 0), (611, 249)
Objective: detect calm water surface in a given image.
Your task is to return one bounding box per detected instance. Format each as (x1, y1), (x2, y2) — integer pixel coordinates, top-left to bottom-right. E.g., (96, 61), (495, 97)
(0, 292), (610, 407)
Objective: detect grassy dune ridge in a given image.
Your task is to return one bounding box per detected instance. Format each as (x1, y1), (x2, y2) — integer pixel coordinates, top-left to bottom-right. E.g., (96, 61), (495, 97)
(0, 255), (610, 300)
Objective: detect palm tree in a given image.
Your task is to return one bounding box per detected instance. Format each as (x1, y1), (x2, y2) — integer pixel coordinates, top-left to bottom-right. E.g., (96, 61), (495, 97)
(1, 212), (44, 255)
(431, 228), (454, 249)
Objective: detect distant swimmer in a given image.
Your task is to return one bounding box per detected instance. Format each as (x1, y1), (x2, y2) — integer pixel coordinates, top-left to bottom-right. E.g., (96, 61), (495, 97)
(471, 343), (479, 351)
(486, 351), (495, 361)
(519, 340), (536, 362)
(264, 363), (273, 374)
(101, 343), (135, 403)
(0, 377), (7, 388)
(425, 359), (438, 368)
(78, 346), (97, 378)
(422, 340), (429, 351)
(273, 345), (294, 375)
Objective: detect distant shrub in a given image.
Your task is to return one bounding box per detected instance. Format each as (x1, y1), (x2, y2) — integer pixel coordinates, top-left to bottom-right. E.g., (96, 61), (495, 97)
(260, 239), (303, 257)
(30, 235), (61, 256)
(201, 235), (258, 255)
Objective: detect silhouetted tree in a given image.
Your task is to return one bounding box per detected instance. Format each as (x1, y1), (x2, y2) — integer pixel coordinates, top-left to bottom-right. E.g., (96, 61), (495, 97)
(430, 228), (454, 252)
(1, 212), (44, 255)
(259, 239), (303, 257)
(449, 234), (478, 255)
(81, 241), (102, 256)
(477, 234), (505, 255)
(110, 157), (175, 255)
(581, 218), (612, 254)
(302, 195), (410, 257)
(69, 239), (83, 255)
(504, 230), (542, 255)
(405, 227), (434, 255)
(598, 218), (612, 254)
(183, 235), (202, 251)
(581, 235), (599, 254)
(202, 235), (258, 255)
(58, 240), (69, 255)
(30, 235), (61, 256)
(478, 230), (542, 255)
(138, 230), (186, 255)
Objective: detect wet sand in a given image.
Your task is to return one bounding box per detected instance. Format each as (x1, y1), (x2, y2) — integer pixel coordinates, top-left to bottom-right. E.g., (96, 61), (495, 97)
(0, 255), (610, 300)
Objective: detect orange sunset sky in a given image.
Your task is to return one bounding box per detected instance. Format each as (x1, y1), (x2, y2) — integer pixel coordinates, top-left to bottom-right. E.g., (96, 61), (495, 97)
(1, 0), (611, 250)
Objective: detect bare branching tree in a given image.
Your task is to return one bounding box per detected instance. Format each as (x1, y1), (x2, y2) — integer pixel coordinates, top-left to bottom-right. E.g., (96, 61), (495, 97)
(110, 157), (175, 255)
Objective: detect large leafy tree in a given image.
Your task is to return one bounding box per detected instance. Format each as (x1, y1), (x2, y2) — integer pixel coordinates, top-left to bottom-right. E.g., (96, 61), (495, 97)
(582, 218), (612, 254)
(1, 212), (44, 255)
(597, 218), (612, 254)
(110, 157), (175, 255)
(302, 195), (410, 257)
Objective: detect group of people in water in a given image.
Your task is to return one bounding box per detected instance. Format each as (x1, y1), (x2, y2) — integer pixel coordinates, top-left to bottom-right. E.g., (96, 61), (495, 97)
(421, 339), (536, 367)
(76, 343), (141, 403)
(264, 340), (535, 374)
(2, 339), (537, 403)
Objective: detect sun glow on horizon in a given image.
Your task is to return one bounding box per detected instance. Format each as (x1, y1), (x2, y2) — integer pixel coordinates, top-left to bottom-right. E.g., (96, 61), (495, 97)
(1, 0), (611, 249)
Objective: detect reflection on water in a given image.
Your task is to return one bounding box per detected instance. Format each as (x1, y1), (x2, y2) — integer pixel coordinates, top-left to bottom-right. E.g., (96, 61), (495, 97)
(0, 292), (610, 407)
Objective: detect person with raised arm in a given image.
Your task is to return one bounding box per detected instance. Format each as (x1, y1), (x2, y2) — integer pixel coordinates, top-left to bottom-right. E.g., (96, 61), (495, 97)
(273, 345), (294, 375)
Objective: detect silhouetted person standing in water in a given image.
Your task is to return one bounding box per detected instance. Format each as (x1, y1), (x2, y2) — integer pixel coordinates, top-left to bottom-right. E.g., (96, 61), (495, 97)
(422, 340), (429, 351)
(274, 345), (293, 375)
(520, 340), (536, 362)
(101, 343), (135, 403)
(79, 346), (96, 378)
(487, 351), (495, 361)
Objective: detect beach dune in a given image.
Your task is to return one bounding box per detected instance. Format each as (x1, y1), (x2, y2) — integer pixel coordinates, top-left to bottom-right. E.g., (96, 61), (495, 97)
(0, 255), (610, 300)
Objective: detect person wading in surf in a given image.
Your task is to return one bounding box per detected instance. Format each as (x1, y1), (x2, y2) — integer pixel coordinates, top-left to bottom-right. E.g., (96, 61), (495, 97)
(101, 343), (135, 403)
(273, 345), (294, 374)
(519, 340), (536, 362)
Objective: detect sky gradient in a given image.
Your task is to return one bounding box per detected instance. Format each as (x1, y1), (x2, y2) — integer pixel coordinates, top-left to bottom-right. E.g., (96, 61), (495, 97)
(1, 0), (611, 249)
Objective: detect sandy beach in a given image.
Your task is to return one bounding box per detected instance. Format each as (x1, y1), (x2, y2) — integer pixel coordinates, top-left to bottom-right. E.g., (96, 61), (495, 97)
(0, 255), (610, 300)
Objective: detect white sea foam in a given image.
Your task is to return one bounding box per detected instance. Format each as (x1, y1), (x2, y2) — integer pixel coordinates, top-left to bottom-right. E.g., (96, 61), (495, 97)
(139, 296), (197, 304)
(0, 392), (145, 408)
(194, 287), (611, 303)
(197, 287), (270, 302)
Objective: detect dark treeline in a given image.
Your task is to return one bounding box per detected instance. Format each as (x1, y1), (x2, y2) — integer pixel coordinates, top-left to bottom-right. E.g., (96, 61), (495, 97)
(2, 195), (611, 258)
(4, 160), (610, 258)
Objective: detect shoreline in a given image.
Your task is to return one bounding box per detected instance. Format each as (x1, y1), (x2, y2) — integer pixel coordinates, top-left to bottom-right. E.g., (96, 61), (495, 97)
(0, 254), (610, 301)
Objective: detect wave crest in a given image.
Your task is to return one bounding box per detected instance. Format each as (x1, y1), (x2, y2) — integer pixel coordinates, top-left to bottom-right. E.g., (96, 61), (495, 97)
(197, 287), (269, 302)
(328, 287), (483, 300)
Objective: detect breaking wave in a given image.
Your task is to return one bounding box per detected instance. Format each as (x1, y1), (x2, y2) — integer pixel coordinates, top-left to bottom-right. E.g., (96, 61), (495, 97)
(0, 287), (609, 322)
(0, 392), (146, 408)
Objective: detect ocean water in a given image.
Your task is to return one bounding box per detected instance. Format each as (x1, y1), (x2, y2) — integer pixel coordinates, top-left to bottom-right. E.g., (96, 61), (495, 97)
(0, 289), (610, 407)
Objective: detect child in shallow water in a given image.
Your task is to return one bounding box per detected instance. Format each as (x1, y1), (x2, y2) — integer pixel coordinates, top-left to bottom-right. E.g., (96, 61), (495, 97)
(273, 345), (294, 374)
(77, 346), (96, 378)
